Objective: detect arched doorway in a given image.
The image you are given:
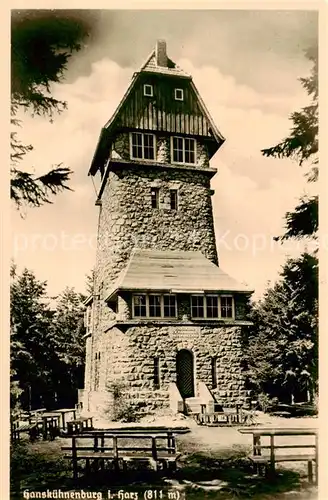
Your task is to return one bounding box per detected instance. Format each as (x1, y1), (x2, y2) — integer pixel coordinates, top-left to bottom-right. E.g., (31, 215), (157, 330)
(176, 349), (195, 398)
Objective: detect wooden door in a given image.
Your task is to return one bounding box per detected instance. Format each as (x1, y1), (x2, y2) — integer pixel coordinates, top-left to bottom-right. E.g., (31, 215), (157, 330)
(176, 349), (195, 398)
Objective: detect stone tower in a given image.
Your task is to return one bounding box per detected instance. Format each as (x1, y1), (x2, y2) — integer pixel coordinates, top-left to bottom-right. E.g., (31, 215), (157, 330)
(82, 41), (253, 416)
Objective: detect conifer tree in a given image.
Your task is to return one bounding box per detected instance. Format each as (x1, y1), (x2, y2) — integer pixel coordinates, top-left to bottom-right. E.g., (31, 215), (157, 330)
(262, 45), (318, 240)
(249, 45), (319, 406)
(11, 11), (90, 208)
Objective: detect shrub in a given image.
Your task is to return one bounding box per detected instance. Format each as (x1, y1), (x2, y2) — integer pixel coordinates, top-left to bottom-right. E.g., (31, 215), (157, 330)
(105, 380), (146, 422)
(257, 392), (279, 413)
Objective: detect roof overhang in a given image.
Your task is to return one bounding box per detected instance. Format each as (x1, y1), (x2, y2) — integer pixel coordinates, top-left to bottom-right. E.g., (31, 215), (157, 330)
(105, 286), (254, 304)
(83, 294), (93, 306)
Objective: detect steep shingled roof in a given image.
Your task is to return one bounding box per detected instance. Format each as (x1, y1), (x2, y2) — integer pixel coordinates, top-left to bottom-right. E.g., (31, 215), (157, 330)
(105, 249), (253, 301)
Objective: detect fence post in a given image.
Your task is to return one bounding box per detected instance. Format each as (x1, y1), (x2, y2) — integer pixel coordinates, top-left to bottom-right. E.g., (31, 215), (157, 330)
(72, 437), (78, 480)
(315, 433), (318, 485)
(269, 434), (275, 475)
(113, 435), (119, 472)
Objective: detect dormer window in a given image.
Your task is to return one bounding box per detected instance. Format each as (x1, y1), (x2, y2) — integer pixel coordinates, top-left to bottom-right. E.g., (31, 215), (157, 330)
(130, 132), (155, 160)
(144, 84), (153, 96)
(174, 88), (184, 101)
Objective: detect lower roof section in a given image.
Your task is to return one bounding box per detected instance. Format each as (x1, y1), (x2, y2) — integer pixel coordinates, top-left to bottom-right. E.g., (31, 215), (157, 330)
(105, 249), (253, 301)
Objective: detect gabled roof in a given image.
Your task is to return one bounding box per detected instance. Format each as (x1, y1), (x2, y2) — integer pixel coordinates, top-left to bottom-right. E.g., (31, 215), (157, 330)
(89, 41), (225, 176)
(105, 249), (253, 301)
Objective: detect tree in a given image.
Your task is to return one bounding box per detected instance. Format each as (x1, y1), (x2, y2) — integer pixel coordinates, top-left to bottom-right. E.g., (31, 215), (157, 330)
(51, 287), (86, 406)
(10, 267), (87, 410)
(10, 267), (56, 410)
(249, 46), (319, 406)
(11, 11), (89, 208)
(262, 45), (318, 240)
(247, 253), (318, 403)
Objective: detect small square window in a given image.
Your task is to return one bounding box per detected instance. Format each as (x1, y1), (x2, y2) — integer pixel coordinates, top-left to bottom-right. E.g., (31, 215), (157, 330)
(174, 88), (184, 101)
(144, 84), (153, 97)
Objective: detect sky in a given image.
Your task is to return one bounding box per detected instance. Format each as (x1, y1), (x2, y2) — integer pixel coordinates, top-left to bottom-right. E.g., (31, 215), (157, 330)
(11, 8), (318, 299)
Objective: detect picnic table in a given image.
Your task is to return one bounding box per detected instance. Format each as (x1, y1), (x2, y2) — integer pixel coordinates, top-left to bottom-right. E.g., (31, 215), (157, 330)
(34, 412), (61, 440)
(51, 408), (77, 430)
(239, 427), (318, 483)
(62, 427), (182, 479)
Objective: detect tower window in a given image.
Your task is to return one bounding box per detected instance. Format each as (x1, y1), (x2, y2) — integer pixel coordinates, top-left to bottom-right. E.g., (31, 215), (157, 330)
(153, 357), (160, 389)
(163, 294), (177, 318)
(174, 88), (184, 101)
(144, 84), (153, 96)
(190, 295), (235, 319)
(191, 295), (204, 318)
(221, 296), (234, 318)
(206, 295), (219, 318)
(149, 294), (161, 317)
(170, 189), (178, 210)
(133, 294), (147, 317)
(171, 136), (196, 164)
(132, 293), (177, 318)
(130, 132), (155, 160)
(151, 187), (159, 209)
(84, 305), (93, 333)
(211, 357), (217, 389)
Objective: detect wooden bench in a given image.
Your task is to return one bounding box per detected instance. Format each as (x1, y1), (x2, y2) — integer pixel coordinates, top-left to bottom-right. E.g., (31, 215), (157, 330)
(238, 427), (318, 484)
(194, 409), (256, 426)
(11, 421), (39, 442)
(66, 417), (94, 435)
(62, 429), (180, 479)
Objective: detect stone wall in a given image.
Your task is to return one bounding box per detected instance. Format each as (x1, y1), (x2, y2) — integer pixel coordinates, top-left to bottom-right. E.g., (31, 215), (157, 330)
(84, 131), (253, 416)
(87, 323), (250, 416)
(92, 164), (218, 340)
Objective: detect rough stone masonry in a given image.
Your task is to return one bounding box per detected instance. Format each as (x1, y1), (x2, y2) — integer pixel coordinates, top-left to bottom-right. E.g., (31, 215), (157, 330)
(82, 41), (253, 417)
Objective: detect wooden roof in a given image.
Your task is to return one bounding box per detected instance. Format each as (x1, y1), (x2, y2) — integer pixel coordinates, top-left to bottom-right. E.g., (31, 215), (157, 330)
(89, 42), (225, 176)
(105, 249), (253, 300)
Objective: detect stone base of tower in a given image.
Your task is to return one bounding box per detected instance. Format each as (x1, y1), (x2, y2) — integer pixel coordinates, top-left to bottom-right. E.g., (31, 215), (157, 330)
(82, 388), (172, 420)
(83, 323), (253, 420)
(82, 385), (253, 422)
